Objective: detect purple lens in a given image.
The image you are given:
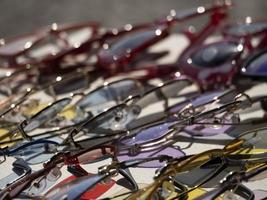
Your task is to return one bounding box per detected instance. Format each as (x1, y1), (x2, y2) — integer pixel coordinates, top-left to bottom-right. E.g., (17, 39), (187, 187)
(117, 147), (184, 168)
(121, 122), (174, 146)
(242, 51), (267, 77)
(184, 117), (233, 136)
(169, 90), (224, 114)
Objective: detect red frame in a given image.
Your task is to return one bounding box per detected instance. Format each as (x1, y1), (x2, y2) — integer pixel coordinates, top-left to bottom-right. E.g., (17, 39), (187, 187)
(0, 2), (232, 81)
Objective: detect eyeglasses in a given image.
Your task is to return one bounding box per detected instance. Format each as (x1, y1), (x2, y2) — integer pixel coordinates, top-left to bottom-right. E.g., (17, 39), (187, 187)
(0, 77), (143, 139)
(0, 142), (118, 199)
(0, 1), (231, 85)
(97, 1), (232, 81)
(181, 92), (267, 137)
(0, 21), (100, 72)
(125, 125), (267, 199)
(175, 6), (267, 89)
(63, 77), (200, 143)
(194, 162), (267, 200)
(42, 155), (171, 200)
(237, 48), (267, 84)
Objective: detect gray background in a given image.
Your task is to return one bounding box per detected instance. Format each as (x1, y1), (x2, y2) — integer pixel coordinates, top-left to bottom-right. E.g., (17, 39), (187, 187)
(0, 0), (266, 38)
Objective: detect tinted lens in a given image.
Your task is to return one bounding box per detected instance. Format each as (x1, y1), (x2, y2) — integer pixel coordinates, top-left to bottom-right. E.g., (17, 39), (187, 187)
(0, 35), (40, 56)
(225, 22), (267, 37)
(46, 173), (115, 200)
(98, 28), (164, 64)
(121, 122), (174, 146)
(226, 118), (267, 138)
(23, 37), (62, 61)
(174, 156), (226, 189)
(64, 27), (94, 47)
(239, 128), (267, 149)
(128, 80), (199, 127)
(40, 73), (89, 95)
(169, 90), (224, 114)
(45, 173), (108, 200)
(137, 80), (197, 109)
(81, 104), (133, 132)
(10, 142), (57, 165)
(117, 147), (184, 168)
(184, 117), (234, 136)
(24, 98), (71, 133)
(242, 51), (267, 77)
(191, 42), (240, 68)
(76, 147), (114, 164)
(77, 79), (141, 115)
(52, 75), (88, 95)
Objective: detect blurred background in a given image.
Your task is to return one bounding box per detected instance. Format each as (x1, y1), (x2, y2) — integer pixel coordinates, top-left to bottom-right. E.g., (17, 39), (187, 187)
(1, 0), (266, 38)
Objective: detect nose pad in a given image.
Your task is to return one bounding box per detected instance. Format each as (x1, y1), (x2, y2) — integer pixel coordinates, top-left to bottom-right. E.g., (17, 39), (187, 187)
(46, 166), (62, 182)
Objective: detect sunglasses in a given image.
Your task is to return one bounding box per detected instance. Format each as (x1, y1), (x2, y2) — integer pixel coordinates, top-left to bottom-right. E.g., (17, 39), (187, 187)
(237, 48), (267, 84)
(0, 77), (143, 133)
(0, 1), (231, 87)
(0, 142), (118, 199)
(194, 162), (267, 200)
(42, 155), (171, 200)
(182, 93), (267, 138)
(125, 125), (267, 199)
(0, 21), (100, 72)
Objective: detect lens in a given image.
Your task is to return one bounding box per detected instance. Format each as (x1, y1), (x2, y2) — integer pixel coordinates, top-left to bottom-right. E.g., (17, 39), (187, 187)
(137, 79), (198, 109)
(127, 80), (199, 128)
(63, 26), (94, 47)
(120, 122), (174, 146)
(117, 147), (184, 168)
(225, 22), (267, 37)
(81, 104), (132, 132)
(40, 72), (90, 95)
(241, 51), (267, 77)
(76, 147), (114, 164)
(238, 128), (267, 149)
(77, 79), (141, 116)
(169, 90), (225, 114)
(9, 142), (58, 165)
(0, 35), (40, 57)
(47, 173), (115, 200)
(17, 36), (63, 65)
(98, 28), (165, 66)
(52, 75), (89, 95)
(191, 41), (240, 68)
(24, 98), (71, 133)
(184, 116), (234, 136)
(44, 173), (108, 200)
(174, 156), (227, 188)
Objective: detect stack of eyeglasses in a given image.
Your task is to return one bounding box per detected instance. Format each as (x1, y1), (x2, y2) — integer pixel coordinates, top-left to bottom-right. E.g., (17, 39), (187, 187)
(1, 0), (267, 199)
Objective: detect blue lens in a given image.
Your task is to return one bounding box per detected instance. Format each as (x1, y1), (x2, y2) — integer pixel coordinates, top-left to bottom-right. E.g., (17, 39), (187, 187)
(226, 22), (267, 37)
(242, 51), (267, 76)
(191, 42), (240, 68)
(7, 140), (59, 165)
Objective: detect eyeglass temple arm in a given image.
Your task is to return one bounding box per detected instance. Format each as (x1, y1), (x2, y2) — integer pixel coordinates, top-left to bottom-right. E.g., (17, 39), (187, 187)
(99, 155), (172, 175)
(117, 168), (139, 191)
(156, 0), (232, 25)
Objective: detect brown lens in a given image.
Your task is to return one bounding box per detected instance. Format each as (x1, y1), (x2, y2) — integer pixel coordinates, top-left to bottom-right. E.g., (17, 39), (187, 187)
(77, 147), (114, 164)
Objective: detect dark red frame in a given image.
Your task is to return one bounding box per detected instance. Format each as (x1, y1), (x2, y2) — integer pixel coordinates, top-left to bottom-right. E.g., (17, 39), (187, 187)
(177, 13), (267, 89)
(0, 2), (232, 81)
(96, 2), (233, 80)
